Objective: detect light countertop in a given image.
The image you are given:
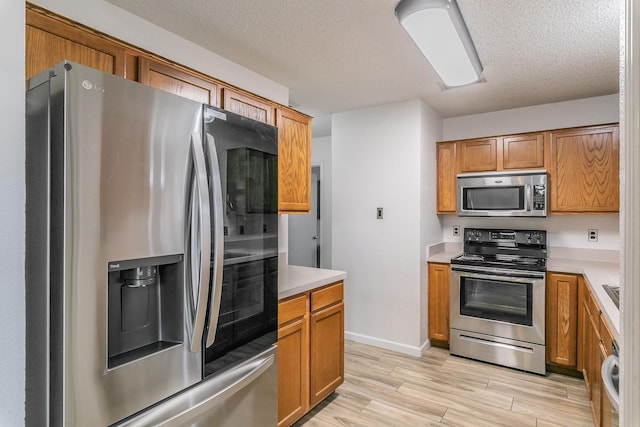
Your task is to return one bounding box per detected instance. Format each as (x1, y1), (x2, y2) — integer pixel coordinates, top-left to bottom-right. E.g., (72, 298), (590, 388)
(427, 243), (621, 339)
(427, 242), (462, 264)
(278, 263), (347, 300)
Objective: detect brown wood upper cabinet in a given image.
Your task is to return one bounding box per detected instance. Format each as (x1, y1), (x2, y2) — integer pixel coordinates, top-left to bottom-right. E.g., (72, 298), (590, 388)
(222, 87), (275, 125)
(455, 133), (545, 173)
(436, 125), (619, 215)
(26, 7), (127, 82)
(502, 133), (545, 169)
(458, 137), (498, 172)
(436, 133), (544, 213)
(549, 125), (619, 213)
(138, 57), (219, 106)
(277, 108), (312, 213)
(436, 142), (457, 214)
(26, 6), (313, 215)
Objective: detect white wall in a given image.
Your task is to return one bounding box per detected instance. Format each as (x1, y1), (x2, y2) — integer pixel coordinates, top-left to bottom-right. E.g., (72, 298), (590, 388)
(441, 94), (621, 250)
(442, 94), (619, 141)
(419, 103), (444, 344)
(0, 1), (25, 425)
(332, 99), (441, 354)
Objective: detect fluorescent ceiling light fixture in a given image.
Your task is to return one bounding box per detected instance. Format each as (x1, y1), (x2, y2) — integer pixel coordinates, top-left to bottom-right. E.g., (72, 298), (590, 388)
(395, 0), (483, 88)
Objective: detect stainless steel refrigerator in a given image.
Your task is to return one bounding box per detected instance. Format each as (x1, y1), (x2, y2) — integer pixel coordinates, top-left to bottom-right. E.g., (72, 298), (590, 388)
(26, 61), (279, 426)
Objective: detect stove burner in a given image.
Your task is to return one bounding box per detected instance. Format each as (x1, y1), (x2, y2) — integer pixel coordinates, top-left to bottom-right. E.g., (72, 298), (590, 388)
(451, 228), (547, 272)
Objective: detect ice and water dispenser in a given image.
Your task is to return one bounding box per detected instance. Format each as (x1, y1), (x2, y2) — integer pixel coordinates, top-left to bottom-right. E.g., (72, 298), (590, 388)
(107, 254), (184, 368)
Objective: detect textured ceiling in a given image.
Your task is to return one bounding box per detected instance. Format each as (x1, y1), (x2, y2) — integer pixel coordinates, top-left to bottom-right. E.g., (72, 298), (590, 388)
(106, 0), (621, 137)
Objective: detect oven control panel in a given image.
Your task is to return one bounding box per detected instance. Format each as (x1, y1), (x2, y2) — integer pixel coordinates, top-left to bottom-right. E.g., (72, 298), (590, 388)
(524, 232), (545, 243)
(490, 231), (515, 240)
(533, 184), (546, 211)
(464, 228), (546, 245)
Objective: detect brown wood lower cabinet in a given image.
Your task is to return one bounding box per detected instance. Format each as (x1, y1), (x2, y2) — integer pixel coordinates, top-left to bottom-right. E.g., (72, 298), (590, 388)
(427, 262), (450, 346)
(277, 281), (344, 426)
(277, 295), (308, 426)
(310, 300), (344, 406)
(578, 276), (620, 427)
(546, 272), (579, 368)
(599, 313), (618, 427)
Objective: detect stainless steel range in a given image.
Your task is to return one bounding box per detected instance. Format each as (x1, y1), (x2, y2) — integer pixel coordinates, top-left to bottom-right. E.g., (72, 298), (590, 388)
(450, 228), (547, 375)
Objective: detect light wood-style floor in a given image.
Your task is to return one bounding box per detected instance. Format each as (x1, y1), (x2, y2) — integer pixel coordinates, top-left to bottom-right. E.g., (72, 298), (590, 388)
(295, 340), (593, 427)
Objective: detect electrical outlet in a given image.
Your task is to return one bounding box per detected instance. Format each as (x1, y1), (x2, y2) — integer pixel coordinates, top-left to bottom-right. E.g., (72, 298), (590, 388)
(376, 207), (383, 219)
(453, 225), (460, 236)
(588, 229), (598, 242)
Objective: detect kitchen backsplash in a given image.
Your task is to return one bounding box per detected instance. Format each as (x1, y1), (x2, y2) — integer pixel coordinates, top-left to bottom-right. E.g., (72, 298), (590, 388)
(441, 214), (620, 250)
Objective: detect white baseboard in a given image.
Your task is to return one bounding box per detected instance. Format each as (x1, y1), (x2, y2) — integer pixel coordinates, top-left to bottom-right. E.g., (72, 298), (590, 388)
(345, 331), (430, 357)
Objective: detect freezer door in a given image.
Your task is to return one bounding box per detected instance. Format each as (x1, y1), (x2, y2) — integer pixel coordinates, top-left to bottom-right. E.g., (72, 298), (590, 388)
(29, 62), (207, 426)
(117, 345), (278, 427)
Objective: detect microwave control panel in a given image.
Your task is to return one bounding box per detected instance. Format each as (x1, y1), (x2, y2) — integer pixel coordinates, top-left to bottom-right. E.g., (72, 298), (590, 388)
(533, 185), (546, 210)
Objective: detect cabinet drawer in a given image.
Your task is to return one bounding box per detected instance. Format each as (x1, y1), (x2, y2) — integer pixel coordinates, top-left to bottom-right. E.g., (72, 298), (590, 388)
(279, 295), (308, 326)
(311, 282), (343, 312)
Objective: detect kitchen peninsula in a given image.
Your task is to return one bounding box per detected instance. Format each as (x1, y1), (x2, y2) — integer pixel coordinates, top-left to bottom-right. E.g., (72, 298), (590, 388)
(277, 262), (347, 427)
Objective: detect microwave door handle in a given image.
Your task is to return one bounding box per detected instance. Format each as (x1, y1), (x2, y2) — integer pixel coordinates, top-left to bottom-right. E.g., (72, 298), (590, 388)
(204, 133), (224, 348)
(188, 132), (212, 354)
(525, 184), (532, 211)
(458, 186), (468, 212)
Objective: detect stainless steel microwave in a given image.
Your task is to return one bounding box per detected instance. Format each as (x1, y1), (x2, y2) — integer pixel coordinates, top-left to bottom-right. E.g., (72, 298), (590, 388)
(457, 170), (547, 217)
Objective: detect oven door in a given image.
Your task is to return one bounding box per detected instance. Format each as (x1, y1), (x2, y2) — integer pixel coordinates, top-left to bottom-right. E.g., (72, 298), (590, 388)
(450, 265), (545, 345)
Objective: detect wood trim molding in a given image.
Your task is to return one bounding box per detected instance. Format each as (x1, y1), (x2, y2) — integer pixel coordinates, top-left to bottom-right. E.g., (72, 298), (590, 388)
(622, 0), (639, 423)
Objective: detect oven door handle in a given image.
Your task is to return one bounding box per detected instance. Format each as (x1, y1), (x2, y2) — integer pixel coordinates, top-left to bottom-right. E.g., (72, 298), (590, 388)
(451, 265), (545, 280)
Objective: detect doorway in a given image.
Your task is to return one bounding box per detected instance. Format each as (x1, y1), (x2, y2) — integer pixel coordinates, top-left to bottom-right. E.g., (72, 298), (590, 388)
(288, 166), (321, 268)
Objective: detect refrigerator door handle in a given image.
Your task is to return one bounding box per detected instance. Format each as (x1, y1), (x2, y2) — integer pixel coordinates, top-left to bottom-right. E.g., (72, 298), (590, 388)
(116, 349), (276, 427)
(204, 133), (225, 347)
(188, 132), (212, 353)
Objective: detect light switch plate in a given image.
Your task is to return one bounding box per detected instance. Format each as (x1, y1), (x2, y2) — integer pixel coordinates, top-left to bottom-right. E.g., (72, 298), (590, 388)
(377, 207), (383, 219)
